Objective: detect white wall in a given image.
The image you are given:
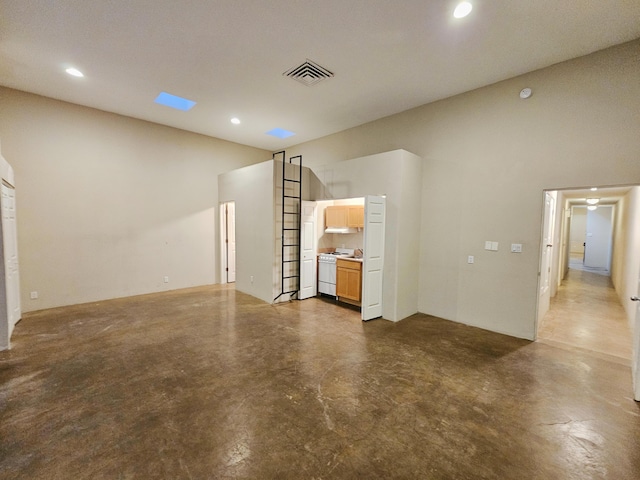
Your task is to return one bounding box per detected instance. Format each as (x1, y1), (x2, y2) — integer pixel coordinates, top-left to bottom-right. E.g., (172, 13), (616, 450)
(286, 40), (640, 339)
(0, 87), (269, 311)
(309, 150), (423, 321)
(218, 160), (274, 304)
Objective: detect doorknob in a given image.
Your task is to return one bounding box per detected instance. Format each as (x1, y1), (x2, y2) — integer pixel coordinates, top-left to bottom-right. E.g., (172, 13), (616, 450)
(631, 296), (640, 302)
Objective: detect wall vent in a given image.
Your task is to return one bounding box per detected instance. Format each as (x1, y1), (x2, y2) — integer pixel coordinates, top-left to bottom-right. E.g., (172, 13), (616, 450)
(283, 59), (334, 86)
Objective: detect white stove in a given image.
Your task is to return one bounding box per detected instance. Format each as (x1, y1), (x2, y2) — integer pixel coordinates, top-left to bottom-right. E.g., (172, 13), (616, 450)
(318, 248), (354, 296)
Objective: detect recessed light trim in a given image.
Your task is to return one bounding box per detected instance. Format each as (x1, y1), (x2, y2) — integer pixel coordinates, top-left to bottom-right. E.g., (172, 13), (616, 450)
(231, 117), (241, 125)
(65, 67), (84, 77)
(154, 92), (196, 111)
(586, 198), (599, 205)
(266, 128), (296, 139)
(453, 2), (473, 18)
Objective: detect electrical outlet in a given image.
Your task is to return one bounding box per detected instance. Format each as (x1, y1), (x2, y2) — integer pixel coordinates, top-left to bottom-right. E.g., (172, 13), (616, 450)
(467, 255), (474, 264)
(30, 291), (38, 299)
(511, 243), (523, 253)
(163, 276), (169, 283)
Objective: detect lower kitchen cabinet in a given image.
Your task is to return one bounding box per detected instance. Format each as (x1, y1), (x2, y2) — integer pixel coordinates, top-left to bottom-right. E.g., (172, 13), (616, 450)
(336, 259), (362, 302)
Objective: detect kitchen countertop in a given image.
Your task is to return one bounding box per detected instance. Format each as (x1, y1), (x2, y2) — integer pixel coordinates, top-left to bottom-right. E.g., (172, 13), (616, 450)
(338, 257), (363, 263)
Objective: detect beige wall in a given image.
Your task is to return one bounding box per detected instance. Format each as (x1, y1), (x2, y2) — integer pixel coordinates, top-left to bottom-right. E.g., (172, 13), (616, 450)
(609, 187), (640, 398)
(612, 187), (640, 326)
(219, 160), (275, 304)
(0, 87), (269, 311)
(286, 39), (640, 339)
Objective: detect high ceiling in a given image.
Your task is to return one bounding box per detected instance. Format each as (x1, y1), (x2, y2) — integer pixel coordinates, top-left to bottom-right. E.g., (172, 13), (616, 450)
(1, 1), (639, 151)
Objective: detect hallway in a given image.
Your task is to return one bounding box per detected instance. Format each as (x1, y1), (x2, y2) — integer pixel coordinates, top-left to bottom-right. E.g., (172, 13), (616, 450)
(538, 266), (632, 363)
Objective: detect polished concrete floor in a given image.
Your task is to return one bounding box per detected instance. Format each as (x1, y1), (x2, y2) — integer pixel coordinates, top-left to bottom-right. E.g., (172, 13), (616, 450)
(1, 285), (639, 479)
(538, 266), (632, 362)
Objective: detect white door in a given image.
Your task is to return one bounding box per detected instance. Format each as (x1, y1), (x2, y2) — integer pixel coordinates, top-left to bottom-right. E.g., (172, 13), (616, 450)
(584, 206), (613, 270)
(299, 201), (317, 300)
(633, 270), (640, 401)
(538, 192), (555, 323)
(2, 184), (20, 341)
(362, 195), (385, 321)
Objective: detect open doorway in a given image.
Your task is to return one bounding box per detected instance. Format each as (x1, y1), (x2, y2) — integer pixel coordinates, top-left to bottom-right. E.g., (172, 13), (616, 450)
(536, 186), (635, 362)
(220, 201), (236, 284)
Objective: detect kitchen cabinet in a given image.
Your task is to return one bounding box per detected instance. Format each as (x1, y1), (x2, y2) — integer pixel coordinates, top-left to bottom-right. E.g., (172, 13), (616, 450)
(347, 206), (364, 228)
(325, 206), (348, 228)
(325, 205), (364, 228)
(336, 259), (362, 302)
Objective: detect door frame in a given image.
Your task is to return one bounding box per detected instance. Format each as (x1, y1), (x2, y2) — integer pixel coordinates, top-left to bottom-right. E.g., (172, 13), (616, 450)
(219, 201), (236, 284)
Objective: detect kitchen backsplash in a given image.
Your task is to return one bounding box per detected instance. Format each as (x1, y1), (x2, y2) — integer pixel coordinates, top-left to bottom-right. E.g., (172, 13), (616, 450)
(326, 231), (363, 251)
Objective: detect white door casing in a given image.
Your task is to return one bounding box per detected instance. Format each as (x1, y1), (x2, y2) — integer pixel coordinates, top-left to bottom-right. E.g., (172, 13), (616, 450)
(299, 201), (317, 300)
(226, 202), (236, 283)
(362, 195), (385, 321)
(634, 270), (640, 401)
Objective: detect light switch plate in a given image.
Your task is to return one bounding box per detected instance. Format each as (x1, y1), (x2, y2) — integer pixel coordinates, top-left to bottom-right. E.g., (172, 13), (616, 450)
(511, 243), (523, 253)
(485, 241), (499, 251)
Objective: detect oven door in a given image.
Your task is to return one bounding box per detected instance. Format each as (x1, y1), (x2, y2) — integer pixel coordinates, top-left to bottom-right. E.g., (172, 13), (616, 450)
(318, 260), (336, 295)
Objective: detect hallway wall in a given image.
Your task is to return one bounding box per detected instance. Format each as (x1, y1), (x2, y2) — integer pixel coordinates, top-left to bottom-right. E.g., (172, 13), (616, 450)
(612, 187), (640, 327)
(0, 88), (269, 312)
(285, 39), (640, 339)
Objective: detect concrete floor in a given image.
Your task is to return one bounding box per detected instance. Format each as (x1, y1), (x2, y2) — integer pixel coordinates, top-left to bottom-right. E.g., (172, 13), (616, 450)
(1, 285), (639, 479)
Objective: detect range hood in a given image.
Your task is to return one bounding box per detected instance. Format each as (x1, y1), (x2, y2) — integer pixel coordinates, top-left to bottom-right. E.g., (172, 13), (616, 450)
(325, 227), (358, 234)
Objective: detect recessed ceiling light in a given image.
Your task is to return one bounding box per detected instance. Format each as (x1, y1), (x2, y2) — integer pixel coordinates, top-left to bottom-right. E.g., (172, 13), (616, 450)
(590, 187), (598, 191)
(65, 67), (84, 77)
(587, 205), (598, 211)
(231, 117), (241, 125)
(266, 128), (296, 139)
(453, 2), (473, 18)
(154, 92), (196, 111)
(586, 198), (599, 205)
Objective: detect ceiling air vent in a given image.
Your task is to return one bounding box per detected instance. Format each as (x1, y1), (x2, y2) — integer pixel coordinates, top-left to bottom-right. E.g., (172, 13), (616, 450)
(283, 59), (334, 86)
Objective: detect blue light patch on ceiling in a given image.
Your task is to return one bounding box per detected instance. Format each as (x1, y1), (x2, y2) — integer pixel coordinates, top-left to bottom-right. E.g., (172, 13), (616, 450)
(154, 92), (197, 111)
(266, 128), (296, 139)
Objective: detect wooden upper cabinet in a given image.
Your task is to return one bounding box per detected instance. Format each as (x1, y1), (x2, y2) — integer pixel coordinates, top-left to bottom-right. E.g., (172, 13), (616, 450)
(347, 206), (364, 228)
(325, 205), (364, 228)
(325, 206), (348, 227)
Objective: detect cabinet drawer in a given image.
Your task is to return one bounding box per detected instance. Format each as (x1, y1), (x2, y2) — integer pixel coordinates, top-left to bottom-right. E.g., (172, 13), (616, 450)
(336, 259), (361, 271)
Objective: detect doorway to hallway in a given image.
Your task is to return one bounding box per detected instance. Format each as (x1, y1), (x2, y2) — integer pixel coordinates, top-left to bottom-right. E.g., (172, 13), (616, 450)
(536, 185), (638, 364)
